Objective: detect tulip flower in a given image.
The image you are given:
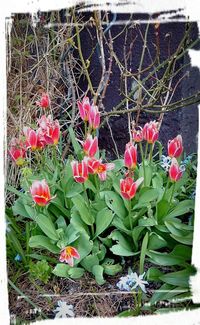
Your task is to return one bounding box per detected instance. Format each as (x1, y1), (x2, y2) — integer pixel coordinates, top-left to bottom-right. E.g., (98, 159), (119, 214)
(38, 115), (52, 129)
(132, 127), (143, 143)
(59, 246), (80, 267)
(8, 138), (26, 166)
(87, 158), (114, 181)
(168, 135), (183, 158)
(120, 177), (143, 200)
(82, 135), (98, 157)
(38, 115), (60, 145)
(71, 159), (88, 183)
(88, 104), (100, 130)
(30, 179), (55, 206)
(124, 142), (137, 170)
(36, 92), (50, 108)
(77, 97), (91, 121)
(169, 158), (183, 182)
(23, 127), (46, 150)
(143, 121), (159, 144)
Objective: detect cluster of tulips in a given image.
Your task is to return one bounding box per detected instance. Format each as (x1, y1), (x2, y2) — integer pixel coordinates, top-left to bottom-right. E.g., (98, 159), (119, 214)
(8, 94), (184, 267)
(120, 121), (184, 200)
(8, 93), (60, 166)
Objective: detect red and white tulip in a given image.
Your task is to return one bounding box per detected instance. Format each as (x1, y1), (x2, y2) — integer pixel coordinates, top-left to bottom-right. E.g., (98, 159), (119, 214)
(82, 135), (98, 157)
(8, 138), (26, 166)
(124, 142), (137, 170)
(143, 121), (159, 144)
(120, 177), (143, 200)
(71, 158), (88, 183)
(168, 135), (183, 158)
(169, 158), (183, 182)
(77, 97), (91, 121)
(30, 179), (55, 206)
(88, 105), (100, 130)
(87, 158), (115, 181)
(59, 246), (80, 267)
(24, 127), (46, 150)
(132, 127), (143, 143)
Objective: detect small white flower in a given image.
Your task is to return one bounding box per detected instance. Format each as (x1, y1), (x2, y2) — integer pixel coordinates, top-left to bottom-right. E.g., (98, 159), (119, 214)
(160, 155), (172, 171)
(117, 272), (148, 293)
(129, 272), (149, 293)
(6, 221), (11, 233)
(116, 275), (131, 291)
(54, 300), (75, 318)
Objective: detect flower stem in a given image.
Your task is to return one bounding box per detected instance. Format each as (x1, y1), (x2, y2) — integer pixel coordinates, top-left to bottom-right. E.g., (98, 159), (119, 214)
(128, 199), (132, 231)
(139, 142), (146, 187)
(169, 182), (176, 206)
(149, 144), (153, 163)
(144, 142), (148, 160)
(84, 121), (87, 138)
(163, 177), (170, 200)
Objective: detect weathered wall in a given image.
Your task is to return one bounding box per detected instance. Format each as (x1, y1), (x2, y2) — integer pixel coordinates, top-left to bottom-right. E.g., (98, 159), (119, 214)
(78, 13), (200, 158)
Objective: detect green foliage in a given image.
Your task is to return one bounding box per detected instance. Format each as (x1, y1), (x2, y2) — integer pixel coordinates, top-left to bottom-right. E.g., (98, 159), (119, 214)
(29, 260), (52, 284)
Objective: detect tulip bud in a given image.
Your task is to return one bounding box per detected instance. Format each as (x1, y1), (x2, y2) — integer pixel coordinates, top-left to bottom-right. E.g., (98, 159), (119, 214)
(30, 179), (54, 206)
(143, 121), (159, 144)
(120, 177), (143, 200)
(168, 135), (183, 158)
(71, 159), (88, 183)
(88, 105), (100, 130)
(169, 158), (183, 182)
(132, 127), (143, 143)
(77, 97), (91, 121)
(124, 142), (137, 170)
(36, 93), (50, 108)
(82, 135), (98, 157)
(8, 138), (26, 166)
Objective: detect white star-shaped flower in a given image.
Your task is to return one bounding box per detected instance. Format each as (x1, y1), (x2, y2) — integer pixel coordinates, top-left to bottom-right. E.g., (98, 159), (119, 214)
(54, 300), (75, 318)
(129, 272), (149, 293)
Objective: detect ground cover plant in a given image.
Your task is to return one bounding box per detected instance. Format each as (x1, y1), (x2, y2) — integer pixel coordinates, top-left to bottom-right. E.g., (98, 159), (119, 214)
(6, 8), (200, 322)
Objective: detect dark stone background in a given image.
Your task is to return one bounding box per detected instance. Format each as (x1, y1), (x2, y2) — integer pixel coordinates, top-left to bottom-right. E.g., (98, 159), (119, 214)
(75, 12), (200, 159)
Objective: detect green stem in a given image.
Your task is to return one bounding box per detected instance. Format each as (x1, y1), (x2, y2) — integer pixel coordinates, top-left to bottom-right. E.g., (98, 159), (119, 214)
(149, 144), (153, 163)
(169, 182), (176, 206)
(144, 142), (148, 160)
(163, 177), (170, 200)
(139, 142), (146, 187)
(128, 199), (132, 231)
(84, 121), (87, 138)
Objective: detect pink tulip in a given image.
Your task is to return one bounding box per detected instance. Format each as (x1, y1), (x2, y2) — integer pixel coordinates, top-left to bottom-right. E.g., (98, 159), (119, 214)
(23, 127), (46, 150)
(143, 121), (159, 144)
(169, 158), (183, 182)
(88, 105), (100, 130)
(36, 93), (50, 108)
(168, 135), (183, 158)
(87, 158), (114, 181)
(120, 177), (143, 200)
(38, 115), (52, 129)
(59, 246), (80, 267)
(77, 97), (91, 121)
(8, 138), (26, 166)
(38, 115), (60, 145)
(71, 159), (88, 183)
(132, 127), (143, 143)
(82, 135), (98, 157)
(87, 158), (101, 174)
(30, 179), (54, 206)
(124, 142), (137, 170)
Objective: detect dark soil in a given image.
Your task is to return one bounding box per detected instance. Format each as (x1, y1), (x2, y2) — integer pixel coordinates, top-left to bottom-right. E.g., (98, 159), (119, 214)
(8, 261), (188, 322)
